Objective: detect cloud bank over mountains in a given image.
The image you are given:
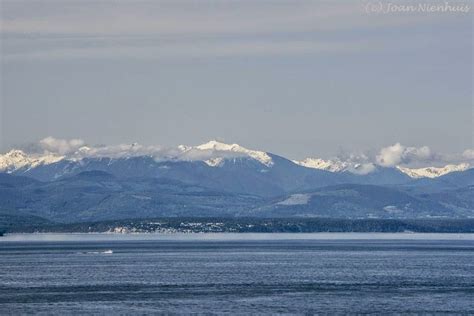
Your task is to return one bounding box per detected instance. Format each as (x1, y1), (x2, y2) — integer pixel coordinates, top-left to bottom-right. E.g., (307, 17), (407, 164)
(376, 143), (433, 167)
(6, 137), (473, 171)
(18, 137), (271, 166)
(38, 137), (86, 155)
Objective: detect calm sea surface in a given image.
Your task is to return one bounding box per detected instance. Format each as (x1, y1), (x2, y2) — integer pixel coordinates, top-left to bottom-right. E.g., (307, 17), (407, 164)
(0, 233), (473, 314)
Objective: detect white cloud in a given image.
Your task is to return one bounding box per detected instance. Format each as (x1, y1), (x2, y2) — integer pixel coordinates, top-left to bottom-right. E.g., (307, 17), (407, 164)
(39, 137), (85, 155)
(298, 141), (470, 173)
(11, 138), (474, 171)
(462, 149), (474, 160)
(376, 143), (434, 167)
(33, 138), (256, 163)
(376, 143), (404, 166)
(347, 163), (376, 175)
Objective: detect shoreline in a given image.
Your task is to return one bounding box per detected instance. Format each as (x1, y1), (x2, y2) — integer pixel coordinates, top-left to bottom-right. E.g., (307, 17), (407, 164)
(2, 232), (474, 242)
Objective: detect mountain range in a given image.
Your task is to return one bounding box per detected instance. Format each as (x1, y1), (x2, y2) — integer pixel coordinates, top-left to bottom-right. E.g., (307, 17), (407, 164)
(0, 140), (473, 225)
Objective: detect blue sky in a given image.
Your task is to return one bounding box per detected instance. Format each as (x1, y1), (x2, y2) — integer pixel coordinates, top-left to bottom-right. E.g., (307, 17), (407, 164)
(0, 0), (472, 160)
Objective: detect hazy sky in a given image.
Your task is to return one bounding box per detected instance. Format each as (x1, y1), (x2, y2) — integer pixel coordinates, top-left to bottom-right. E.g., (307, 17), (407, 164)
(0, 1), (472, 159)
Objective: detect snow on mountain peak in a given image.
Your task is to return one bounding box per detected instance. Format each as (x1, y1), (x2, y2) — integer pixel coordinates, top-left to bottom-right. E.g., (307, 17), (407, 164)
(293, 157), (376, 175)
(0, 140), (275, 171)
(0, 150), (64, 172)
(293, 154), (471, 179)
(1, 139), (472, 178)
(0, 150), (29, 170)
(396, 163), (471, 179)
(195, 140), (273, 167)
(5, 149), (27, 158)
(295, 155), (471, 178)
(196, 140), (240, 151)
(293, 158), (349, 172)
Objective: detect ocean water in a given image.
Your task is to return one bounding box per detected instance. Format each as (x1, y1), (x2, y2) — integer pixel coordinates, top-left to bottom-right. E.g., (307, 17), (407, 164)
(0, 233), (473, 314)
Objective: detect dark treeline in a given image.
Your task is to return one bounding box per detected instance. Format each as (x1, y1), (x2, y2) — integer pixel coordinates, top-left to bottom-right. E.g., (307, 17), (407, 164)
(5, 217), (474, 234)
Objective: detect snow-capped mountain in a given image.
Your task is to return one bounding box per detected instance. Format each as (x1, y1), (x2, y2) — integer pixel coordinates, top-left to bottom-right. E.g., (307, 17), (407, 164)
(0, 140), (273, 174)
(0, 141), (471, 184)
(294, 156), (472, 179)
(0, 141), (347, 197)
(397, 163), (471, 179)
(293, 158), (349, 172)
(293, 158), (376, 175)
(1, 140), (473, 222)
(194, 140), (274, 167)
(0, 150), (63, 173)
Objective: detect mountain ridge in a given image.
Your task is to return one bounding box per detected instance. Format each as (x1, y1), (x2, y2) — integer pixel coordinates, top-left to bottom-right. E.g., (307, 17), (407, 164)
(1, 140), (471, 180)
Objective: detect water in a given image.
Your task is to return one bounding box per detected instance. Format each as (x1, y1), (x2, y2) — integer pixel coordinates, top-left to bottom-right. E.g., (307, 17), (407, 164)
(1, 233), (473, 314)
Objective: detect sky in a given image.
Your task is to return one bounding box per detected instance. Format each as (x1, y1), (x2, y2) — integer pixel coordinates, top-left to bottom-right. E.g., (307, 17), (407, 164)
(0, 0), (472, 161)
